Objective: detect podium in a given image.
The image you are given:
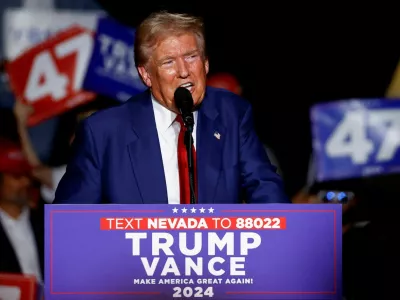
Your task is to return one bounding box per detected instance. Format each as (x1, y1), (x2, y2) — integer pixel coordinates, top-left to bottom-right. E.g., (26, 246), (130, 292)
(45, 204), (342, 299)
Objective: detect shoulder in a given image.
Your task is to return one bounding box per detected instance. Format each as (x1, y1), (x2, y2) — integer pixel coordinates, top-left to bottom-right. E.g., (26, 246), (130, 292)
(206, 86), (251, 109)
(82, 91), (148, 133)
(204, 86), (253, 121)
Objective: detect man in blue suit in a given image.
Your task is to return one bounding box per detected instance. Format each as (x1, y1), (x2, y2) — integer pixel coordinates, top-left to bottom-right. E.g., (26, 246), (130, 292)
(54, 11), (289, 204)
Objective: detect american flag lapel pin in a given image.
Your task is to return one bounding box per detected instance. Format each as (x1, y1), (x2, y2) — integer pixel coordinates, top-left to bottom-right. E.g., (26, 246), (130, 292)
(214, 131), (221, 140)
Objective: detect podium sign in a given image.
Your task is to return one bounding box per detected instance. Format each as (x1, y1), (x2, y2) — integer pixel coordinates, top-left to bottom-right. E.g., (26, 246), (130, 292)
(45, 204), (341, 299)
(311, 98), (400, 181)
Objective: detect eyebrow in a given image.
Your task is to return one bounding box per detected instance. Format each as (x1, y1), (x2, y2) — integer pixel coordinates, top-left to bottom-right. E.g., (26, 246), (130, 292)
(158, 49), (200, 63)
(184, 49), (200, 56)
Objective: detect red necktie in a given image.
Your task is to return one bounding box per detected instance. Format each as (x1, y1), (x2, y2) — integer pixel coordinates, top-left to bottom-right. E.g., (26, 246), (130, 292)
(176, 115), (197, 204)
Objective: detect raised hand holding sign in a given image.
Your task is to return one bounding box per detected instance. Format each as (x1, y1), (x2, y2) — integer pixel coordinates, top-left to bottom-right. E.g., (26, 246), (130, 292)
(82, 16), (147, 102)
(311, 99), (400, 181)
(6, 26), (96, 126)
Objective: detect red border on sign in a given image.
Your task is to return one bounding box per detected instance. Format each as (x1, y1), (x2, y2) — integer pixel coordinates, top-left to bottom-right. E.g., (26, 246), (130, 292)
(221, 209), (338, 296)
(50, 210), (164, 295)
(49, 209), (338, 296)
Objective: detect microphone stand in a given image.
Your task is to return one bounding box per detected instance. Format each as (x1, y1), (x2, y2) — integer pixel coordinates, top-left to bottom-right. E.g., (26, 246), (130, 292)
(184, 118), (197, 205)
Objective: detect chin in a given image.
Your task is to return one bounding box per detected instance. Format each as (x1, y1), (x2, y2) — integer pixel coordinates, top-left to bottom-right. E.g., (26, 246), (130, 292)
(192, 97), (201, 106)
(194, 92), (205, 104)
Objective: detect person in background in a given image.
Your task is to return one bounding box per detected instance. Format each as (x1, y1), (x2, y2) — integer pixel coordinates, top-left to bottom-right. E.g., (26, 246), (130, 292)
(292, 153), (400, 299)
(207, 72), (242, 96)
(0, 138), (43, 283)
(13, 99), (116, 203)
(207, 72), (282, 176)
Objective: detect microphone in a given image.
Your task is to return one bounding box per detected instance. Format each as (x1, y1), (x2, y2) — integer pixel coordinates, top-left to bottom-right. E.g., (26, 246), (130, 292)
(174, 86), (197, 204)
(174, 87), (194, 131)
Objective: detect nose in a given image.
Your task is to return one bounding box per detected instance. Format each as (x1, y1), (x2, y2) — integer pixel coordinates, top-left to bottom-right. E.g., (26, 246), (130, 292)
(176, 58), (189, 78)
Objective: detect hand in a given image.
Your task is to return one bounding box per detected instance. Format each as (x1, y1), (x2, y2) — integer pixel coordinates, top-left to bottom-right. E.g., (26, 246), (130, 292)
(13, 100), (33, 125)
(32, 165), (53, 188)
(292, 189), (355, 235)
(291, 190), (319, 204)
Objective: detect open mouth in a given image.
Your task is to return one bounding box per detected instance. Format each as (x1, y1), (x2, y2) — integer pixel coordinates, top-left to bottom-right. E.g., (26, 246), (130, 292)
(179, 82), (194, 92)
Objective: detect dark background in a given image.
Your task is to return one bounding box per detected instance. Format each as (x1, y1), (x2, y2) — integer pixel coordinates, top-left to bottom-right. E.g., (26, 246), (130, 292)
(3, 1), (399, 197)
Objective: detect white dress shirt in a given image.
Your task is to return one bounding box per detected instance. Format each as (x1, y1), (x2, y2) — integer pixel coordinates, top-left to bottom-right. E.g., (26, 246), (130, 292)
(0, 207), (42, 282)
(151, 95), (197, 204)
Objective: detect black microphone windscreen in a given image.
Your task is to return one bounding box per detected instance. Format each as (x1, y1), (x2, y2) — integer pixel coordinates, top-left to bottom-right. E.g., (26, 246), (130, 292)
(174, 87), (193, 112)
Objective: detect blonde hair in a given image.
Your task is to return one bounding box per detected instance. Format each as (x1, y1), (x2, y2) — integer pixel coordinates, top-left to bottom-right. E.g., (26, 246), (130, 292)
(134, 11), (206, 67)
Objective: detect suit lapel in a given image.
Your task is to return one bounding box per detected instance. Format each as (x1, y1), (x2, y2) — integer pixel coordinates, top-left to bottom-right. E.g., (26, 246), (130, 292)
(0, 220), (21, 273)
(196, 92), (226, 204)
(30, 207), (44, 278)
(126, 91), (168, 204)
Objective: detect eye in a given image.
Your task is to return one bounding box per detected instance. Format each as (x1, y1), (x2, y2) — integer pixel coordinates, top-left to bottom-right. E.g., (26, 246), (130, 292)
(163, 60), (173, 65)
(186, 54), (198, 62)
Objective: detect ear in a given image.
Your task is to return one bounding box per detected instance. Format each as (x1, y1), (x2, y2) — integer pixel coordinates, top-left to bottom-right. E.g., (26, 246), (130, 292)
(205, 58), (209, 75)
(137, 66), (152, 87)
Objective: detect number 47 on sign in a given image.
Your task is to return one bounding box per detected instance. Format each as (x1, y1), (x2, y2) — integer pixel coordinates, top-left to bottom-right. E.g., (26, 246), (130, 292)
(6, 26), (96, 126)
(323, 107), (400, 165)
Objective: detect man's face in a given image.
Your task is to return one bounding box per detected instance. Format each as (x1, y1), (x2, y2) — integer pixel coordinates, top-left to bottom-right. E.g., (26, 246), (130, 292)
(0, 173), (31, 206)
(138, 33), (209, 112)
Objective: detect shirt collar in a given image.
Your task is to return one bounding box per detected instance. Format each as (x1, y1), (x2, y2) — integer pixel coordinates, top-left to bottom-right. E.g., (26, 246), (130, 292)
(151, 94), (178, 133)
(0, 206), (30, 224)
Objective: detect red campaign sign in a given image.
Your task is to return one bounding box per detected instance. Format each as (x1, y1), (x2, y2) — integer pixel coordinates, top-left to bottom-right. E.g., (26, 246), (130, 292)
(6, 26), (96, 126)
(0, 273), (39, 300)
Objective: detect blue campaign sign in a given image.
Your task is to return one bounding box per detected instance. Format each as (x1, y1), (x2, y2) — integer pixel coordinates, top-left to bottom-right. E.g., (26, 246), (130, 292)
(310, 98), (400, 181)
(83, 16), (146, 102)
(45, 204), (342, 300)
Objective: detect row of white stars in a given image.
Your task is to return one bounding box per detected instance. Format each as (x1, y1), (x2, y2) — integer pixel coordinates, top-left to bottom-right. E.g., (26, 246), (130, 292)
(172, 207), (214, 213)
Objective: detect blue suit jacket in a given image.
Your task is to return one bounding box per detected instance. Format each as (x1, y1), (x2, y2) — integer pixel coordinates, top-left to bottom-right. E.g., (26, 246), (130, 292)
(54, 87), (289, 204)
